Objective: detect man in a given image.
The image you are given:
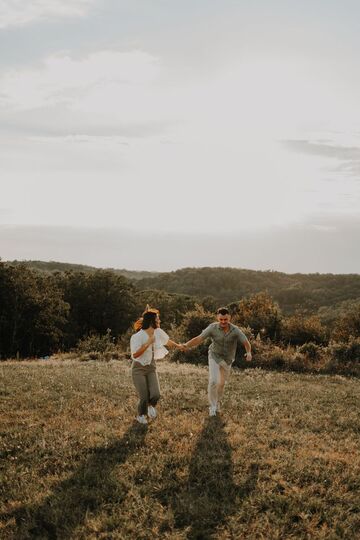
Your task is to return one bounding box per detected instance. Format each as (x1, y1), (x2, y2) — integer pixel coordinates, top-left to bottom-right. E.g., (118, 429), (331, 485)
(184, 307), (252, 416)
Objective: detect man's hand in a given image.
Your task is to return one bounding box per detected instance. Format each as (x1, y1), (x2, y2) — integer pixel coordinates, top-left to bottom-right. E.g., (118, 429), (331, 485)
(245, 351), (252, 362)
(178, 343), (187, 351)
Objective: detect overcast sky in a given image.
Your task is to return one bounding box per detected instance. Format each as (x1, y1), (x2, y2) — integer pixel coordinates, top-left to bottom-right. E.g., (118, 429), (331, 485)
(1, 0), (360, 273)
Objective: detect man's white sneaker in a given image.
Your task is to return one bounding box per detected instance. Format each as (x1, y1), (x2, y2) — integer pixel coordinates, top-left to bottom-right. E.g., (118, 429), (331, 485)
(209, 406), (217, 417)
(216, 403), (221, 413)
(136, 415), (148, 425)
(147, 405), (157, 419)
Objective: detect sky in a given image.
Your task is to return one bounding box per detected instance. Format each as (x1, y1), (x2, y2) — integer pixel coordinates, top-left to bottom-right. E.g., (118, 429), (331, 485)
(1, 0), (360, 273)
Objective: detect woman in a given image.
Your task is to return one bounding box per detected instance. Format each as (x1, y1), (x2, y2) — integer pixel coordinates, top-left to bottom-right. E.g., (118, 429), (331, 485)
(130, 307), (183, 424)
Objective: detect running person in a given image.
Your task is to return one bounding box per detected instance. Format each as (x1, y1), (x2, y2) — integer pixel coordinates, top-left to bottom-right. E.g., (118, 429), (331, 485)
(130, 307), (183, 424)
(184, 307), (252, 416)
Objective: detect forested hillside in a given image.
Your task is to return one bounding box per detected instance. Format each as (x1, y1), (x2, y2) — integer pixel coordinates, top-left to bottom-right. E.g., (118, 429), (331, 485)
(136, 267), (360, 315)
(7, 260), (160, 280)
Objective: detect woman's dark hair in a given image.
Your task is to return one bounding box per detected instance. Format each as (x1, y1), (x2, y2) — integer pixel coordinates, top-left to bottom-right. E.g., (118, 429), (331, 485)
(141, 311), (158, 329)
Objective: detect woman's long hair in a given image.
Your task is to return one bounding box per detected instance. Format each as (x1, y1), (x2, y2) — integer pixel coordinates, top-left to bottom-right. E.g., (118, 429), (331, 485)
(134, 306), (159, 331)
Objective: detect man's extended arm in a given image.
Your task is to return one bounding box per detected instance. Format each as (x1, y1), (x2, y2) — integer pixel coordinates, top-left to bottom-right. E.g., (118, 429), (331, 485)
(184, 335), (204, 349)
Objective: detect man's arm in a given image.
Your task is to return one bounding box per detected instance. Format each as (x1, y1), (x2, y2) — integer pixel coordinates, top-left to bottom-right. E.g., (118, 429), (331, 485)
(167, 339), (186, 350)
(237, 329), (252, 361)
(184, 335), (204, 349)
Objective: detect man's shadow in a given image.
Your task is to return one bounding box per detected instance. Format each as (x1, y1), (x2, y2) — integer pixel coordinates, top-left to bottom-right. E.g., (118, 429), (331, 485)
(2, 421), (147, 539)
(158, 416), (258, 539)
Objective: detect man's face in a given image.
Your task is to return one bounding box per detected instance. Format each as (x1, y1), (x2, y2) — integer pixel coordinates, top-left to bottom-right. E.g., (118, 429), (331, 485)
(217, 314), (231, 328)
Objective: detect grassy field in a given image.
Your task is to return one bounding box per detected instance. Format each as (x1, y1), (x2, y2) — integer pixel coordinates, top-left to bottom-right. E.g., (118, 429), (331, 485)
(1, 359), (359, 540)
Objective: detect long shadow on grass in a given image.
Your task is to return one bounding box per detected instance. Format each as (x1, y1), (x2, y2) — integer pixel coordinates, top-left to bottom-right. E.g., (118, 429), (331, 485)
(158, 416), (258, 539)
(2, 421), (147, 539)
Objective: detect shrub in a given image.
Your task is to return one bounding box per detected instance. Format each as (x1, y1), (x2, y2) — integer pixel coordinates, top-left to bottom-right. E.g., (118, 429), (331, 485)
(230, 292), (282, 340)
(327, 338), (360, 364)
(171, 305), (216, 365)
(280, 314), (327, 346)
(332, 305), (360, 342)
(298, 342), (322, 360)
(76, 329), (116, 356)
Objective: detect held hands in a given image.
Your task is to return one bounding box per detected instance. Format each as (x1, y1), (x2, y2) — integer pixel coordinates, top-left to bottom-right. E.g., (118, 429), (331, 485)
(177, 343), (188, 352)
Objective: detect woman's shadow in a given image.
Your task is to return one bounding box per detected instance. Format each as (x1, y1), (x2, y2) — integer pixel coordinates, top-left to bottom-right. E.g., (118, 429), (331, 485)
(2, 421), (147, 539)
(158, 416), (258, 539)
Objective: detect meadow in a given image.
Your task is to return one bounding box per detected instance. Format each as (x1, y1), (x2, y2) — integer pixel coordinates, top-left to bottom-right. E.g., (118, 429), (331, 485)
(1, 358), (359, 539)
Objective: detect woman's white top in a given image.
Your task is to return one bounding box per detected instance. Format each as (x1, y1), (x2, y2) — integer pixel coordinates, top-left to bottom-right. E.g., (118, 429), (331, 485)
(130, 328), (170, 366)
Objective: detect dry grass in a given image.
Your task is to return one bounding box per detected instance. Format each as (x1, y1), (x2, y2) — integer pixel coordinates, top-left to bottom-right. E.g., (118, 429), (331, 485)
(1, 359), (359, 539)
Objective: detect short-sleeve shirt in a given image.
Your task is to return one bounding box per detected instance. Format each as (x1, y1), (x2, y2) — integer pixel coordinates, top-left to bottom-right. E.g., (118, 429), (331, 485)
(200, 323), (247, 365)
(130, 328), (170, 366)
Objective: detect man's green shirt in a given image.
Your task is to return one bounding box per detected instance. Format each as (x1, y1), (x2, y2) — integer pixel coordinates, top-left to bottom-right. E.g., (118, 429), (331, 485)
(200, 322), (248, 365)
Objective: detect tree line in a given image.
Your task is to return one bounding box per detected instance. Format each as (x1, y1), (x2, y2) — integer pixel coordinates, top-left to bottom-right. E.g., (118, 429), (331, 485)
(1, 261), (359, 360)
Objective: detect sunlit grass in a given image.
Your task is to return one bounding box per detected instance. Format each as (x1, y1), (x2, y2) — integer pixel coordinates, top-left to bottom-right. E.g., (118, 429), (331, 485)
(1, 359), (359, 539)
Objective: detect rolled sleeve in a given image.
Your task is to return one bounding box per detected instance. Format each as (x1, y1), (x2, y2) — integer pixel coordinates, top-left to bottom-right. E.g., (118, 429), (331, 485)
(200, 324), (214, 340)
(236, 329), (248, 345)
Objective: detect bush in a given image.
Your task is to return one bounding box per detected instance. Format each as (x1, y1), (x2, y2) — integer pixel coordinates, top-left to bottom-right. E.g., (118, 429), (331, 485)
(280, 314), (327, 346)
(76, 329), (116, 356)
(230, 292), (282, 340)
(332, 305), (360, 342)
(171, 305), (216, 365)
(327, 338), (360, 364)
(298, 342), (322, 360)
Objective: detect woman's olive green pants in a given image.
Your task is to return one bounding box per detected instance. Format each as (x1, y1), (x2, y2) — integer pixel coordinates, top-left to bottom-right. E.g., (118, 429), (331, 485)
(131, 360), (160, 415)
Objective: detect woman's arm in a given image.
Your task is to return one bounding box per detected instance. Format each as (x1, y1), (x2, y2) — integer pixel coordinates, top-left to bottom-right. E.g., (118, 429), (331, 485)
(132, 335), (155, 359)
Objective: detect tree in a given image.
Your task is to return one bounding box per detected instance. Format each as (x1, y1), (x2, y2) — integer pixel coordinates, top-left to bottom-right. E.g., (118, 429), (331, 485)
(280, 314), (327, 346)
(58, 270), (137, 347)
(231, 292), (282, 340)
(332, 305), (360, 342)
(0, 262), (68, 358)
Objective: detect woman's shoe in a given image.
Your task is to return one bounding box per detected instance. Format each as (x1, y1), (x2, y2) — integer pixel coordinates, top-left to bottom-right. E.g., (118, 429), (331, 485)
(147, 405), (157, 419)
(136, 415), (148, 424)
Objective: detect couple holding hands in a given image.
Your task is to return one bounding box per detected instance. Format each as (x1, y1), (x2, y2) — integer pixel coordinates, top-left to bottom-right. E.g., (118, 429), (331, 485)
(130, 306), (252, 424)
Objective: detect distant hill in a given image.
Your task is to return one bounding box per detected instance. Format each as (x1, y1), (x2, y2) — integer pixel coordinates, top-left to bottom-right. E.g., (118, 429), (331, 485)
(135, 267), (360, 315)
(5, 260), (160, 281)
(6, 261), (360, 315)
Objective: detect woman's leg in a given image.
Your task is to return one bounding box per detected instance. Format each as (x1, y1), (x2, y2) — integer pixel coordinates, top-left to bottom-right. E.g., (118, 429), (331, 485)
(147, 368), (160, 407)
(132, 365), (149, 416)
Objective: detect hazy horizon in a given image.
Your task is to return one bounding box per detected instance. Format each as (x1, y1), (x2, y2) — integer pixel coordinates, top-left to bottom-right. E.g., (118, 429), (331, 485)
(1, 1), (359, 272)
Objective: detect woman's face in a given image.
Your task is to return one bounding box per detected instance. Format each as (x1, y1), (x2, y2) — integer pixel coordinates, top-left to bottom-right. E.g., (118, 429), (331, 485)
(155, 314), (161, 327)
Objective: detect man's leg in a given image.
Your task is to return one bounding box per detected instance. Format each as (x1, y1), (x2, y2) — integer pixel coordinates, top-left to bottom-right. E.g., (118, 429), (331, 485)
(217, 362), (232, 409)
(208, 356), (221, 412)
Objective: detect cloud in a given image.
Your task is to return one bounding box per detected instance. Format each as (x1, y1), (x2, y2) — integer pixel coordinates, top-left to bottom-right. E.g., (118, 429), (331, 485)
(0, 49), (172, 138)
(0, 50), (161, 110)
(0, 104), (167, 138)
(0, 0), (95, 29)
(283, 139), (360, 180)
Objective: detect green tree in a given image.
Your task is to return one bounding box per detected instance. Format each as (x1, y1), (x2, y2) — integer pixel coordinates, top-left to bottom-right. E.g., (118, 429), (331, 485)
(58, 270), (137, 347)
(231, 292), (282, 340)
(280, 314), (327, 346)
(332, 305), (360, 342)
(0, 262), (68, 358)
